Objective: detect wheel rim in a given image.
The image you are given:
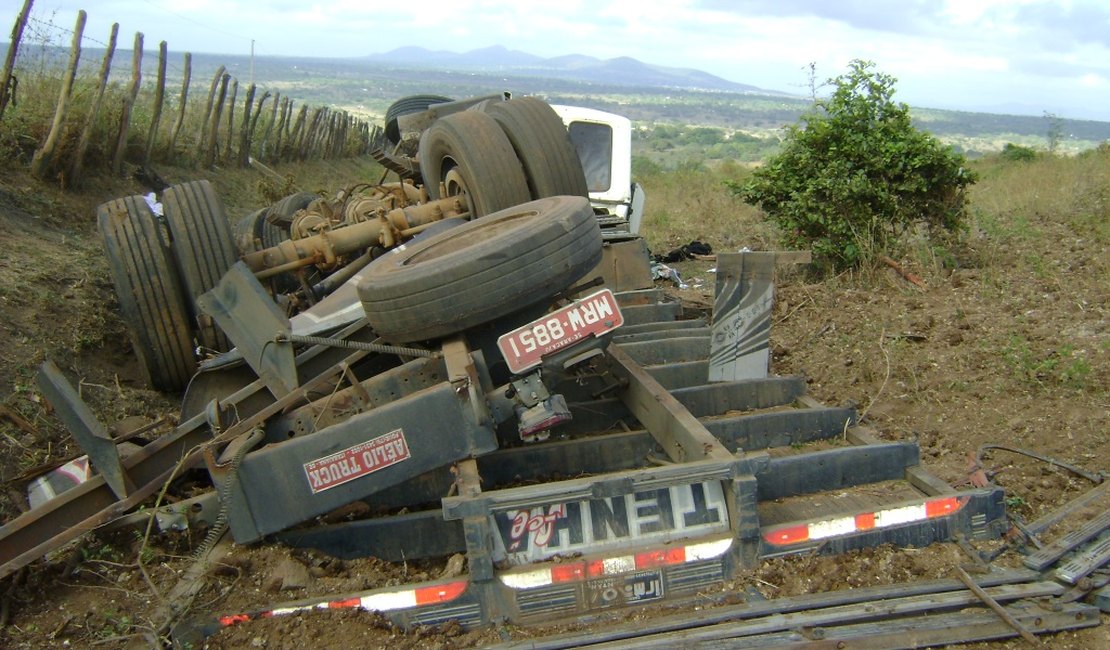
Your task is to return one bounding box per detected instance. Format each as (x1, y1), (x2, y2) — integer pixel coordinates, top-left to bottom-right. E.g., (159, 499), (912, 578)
(441, 164), (473, 215)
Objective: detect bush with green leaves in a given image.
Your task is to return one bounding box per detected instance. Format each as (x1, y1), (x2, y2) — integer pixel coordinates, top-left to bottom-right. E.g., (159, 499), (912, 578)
(731, 60), (977, 270)
(1000, 142), (1038, 162)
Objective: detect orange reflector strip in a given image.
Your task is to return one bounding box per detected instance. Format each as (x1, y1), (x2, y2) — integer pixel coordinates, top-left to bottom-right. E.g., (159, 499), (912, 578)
(328, 597), (361, 609)
(414, 580), (467, 606)
(219, 613), (251, 627)
(551, 563), (587, 583)
(764, 523), (810, 545)
(636, 547), (685, 569)
(925, 497), (962, 518)
(765, 496), (969, 547)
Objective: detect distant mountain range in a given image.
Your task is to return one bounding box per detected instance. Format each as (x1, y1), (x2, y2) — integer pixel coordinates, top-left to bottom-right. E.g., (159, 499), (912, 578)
(362, 45), (774, 95)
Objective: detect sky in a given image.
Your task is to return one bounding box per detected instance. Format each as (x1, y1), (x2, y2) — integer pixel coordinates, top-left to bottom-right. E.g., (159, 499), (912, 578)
(11, 0), (1110, 121)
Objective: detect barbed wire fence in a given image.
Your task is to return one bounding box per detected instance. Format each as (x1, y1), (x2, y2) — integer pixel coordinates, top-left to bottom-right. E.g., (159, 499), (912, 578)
(1, 2), (384, 188)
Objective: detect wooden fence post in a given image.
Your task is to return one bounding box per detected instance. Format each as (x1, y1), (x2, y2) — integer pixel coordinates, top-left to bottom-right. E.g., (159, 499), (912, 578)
(302, 107), (324, 160)
(30, 9), (85, 179)
(111, 32), (143, 177)
(288, 104), (307, 162)
(143, 40), (167, 164)
(273, 97), (289, 161)
(236, 83), (256, 167)
(203, 72), (229, 168)
(196, 64), (226, 153)
(224, 78), (238, 163)
(242, 88), (269, 167)
(168, 52), (191, 158)
(260, 91), (279, 159)
(0, 0), (33, 120)
(68, 21), (117, 188)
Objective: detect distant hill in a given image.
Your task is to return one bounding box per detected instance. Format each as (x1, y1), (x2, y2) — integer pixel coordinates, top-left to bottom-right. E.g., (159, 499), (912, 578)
(362, 46), (771, 94)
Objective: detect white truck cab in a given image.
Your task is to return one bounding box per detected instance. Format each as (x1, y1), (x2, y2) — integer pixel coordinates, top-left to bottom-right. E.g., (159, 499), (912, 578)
(551, 104), (644, 235)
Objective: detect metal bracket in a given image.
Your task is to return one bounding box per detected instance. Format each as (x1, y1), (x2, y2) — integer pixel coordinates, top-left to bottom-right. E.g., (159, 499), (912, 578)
(197, 261), (298, 399)
(36, 360), (135, 501)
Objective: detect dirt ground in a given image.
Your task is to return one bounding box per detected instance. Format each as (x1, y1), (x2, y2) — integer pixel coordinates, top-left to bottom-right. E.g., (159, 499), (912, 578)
(0, 160), (1105, 648)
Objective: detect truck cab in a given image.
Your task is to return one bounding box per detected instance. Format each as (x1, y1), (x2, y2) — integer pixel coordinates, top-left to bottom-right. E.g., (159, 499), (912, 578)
(550, 104), (644, 235)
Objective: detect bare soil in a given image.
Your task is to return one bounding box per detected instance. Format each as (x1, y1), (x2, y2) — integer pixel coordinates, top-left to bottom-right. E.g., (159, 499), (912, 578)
(0, 162), (1105, 648)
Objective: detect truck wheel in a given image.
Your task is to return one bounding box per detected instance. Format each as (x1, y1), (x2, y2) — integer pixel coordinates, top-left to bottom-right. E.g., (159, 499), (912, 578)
(418, 110), (532, 217)
(98, 196), (197, 391)
(384, 94), (453, 146)
(486, 98), (589, 200)
(162, 180), (238, 353)
(266, 191), (318, 229)
(358, 195), (602, 342)
(233, 207), (284, 255)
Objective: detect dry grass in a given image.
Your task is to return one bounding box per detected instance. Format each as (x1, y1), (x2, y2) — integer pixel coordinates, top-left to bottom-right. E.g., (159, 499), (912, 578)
(969, 147), (1109, 247)
(636, 159), (776, 255)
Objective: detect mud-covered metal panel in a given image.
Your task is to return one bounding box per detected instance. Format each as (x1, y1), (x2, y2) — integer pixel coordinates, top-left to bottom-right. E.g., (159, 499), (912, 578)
(710, 252), (776, 382)
(587, 237), (654, 292)
(228, 383), (497, 541)
(489, 481), (730, 564)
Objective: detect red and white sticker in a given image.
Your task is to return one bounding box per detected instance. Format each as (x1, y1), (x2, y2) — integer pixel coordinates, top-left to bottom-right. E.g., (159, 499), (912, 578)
(303, 429), (410, 494)
(498, 289), (624, 375)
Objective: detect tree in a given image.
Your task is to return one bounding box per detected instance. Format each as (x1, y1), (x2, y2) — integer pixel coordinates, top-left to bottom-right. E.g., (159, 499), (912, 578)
(1043, 111), (1063, 154)
(732, 60), (976, 270)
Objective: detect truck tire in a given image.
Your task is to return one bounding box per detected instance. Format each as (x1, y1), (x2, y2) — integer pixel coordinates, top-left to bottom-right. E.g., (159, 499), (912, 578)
(162, 180), (238, 353)
(486, 98), (589, 200)
(98, 196), (197, 391)
(266, 191), (318, 229)
(233, 208), (284, 255)
(358, 195), (602, 342)
(418, 110), (532, 217)
(384, 94), (453, 146)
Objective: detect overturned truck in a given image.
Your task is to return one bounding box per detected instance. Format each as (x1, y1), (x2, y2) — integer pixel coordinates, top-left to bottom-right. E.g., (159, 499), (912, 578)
(3, 94), (1060, 644)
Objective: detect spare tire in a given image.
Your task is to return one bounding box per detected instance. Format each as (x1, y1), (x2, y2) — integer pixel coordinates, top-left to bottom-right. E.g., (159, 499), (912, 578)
(418, 110), (531, 217)
(358, 196), (602, 342)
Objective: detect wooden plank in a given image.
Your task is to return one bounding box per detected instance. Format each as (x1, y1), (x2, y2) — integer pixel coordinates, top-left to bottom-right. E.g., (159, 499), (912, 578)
(680, 602), (1098, 649)
(1027, 479), (1110, 535)
(1024, 508), (1110, 571)
(595, 582), (1067, 648)
(490, 569), (1043, 649)
(607, 344), (733, 463)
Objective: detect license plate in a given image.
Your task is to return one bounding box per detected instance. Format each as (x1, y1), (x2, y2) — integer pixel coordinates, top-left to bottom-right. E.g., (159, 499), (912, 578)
(498, 289), (624, 375)
(586, 570), (664, 608)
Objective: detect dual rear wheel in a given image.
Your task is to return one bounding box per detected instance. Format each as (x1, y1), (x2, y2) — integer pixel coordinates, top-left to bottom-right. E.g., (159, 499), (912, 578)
(418, 96), (588, 215)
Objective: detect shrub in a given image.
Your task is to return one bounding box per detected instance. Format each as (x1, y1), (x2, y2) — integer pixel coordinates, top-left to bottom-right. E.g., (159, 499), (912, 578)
(732, 60), (977, 270)
(1000, 143), (1037, 162)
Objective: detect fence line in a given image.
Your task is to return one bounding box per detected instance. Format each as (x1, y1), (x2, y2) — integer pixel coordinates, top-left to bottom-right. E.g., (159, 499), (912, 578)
(3, 7), (385, 187)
